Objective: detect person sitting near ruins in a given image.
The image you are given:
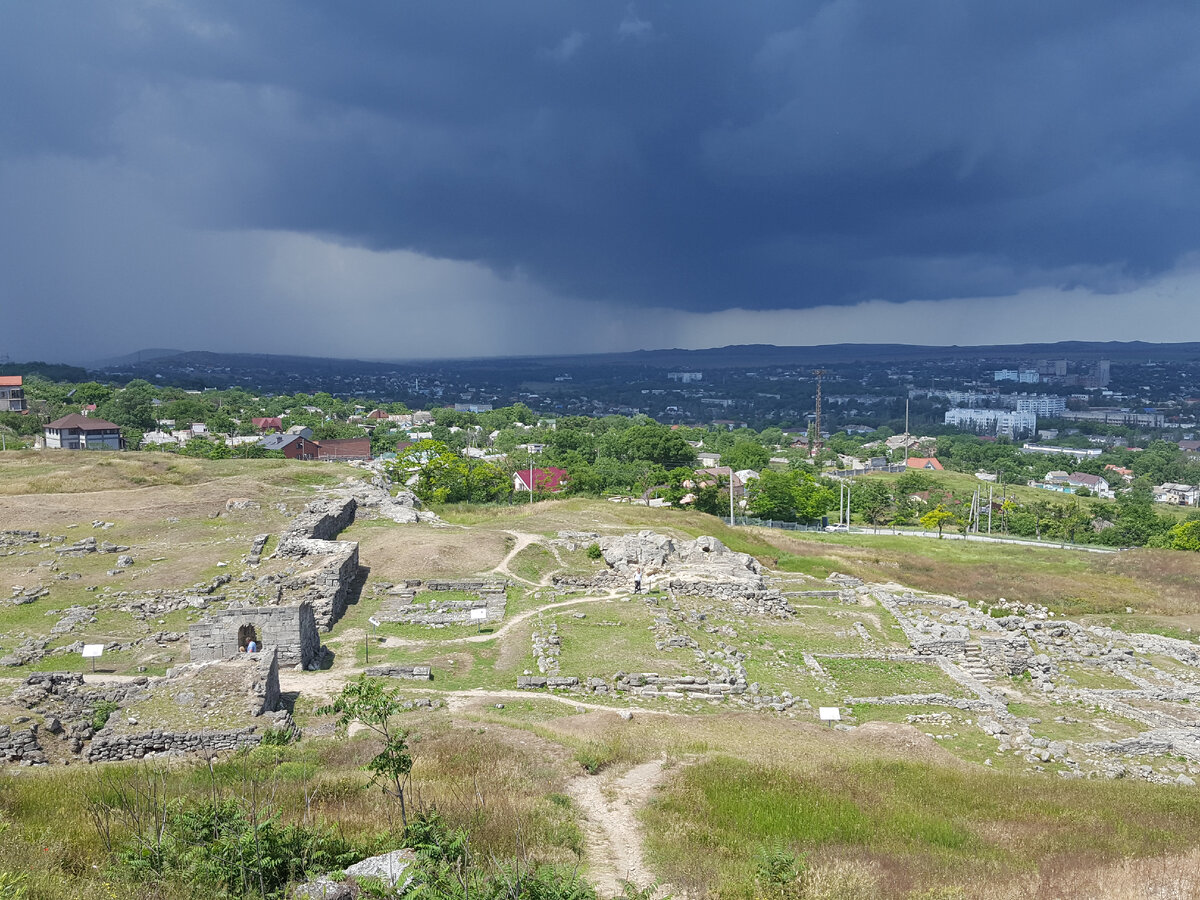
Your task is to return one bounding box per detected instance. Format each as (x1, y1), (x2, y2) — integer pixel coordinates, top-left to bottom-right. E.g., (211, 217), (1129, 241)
(246, 638), (258, 653)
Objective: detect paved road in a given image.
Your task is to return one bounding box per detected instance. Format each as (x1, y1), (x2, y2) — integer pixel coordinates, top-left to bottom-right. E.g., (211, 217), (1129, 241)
(834, 527), (1118, 553)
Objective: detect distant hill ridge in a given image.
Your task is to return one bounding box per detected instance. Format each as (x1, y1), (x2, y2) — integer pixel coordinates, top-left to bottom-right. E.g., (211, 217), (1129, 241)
(81, 340), (1200, 374)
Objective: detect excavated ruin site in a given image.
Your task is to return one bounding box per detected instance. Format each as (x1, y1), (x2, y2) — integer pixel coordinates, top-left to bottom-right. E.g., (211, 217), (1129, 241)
(3, 455), (1200, 897)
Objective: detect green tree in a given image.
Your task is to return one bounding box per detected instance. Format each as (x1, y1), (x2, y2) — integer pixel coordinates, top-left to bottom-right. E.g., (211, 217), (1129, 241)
(318, 676), (415, 827)
(1168, 519), (1200, 551)
(722, 440), (770, 472)
(852, 479), (893, 531)
(597, 423), (695, 469)
(747, 470), (801, 520)
(920, 504), (957, 538)
(385, 440), (509, 504)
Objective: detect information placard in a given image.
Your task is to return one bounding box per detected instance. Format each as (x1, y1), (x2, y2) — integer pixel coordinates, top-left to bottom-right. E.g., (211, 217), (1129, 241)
(818, 707), (842, 722)
(469, 607), (488, 621)
(81, 644), (104, 658)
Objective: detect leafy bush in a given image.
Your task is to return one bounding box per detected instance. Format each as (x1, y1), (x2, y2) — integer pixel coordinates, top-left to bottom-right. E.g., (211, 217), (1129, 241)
(118, 798), (362, 898)
(258, 725), (297, 747)
(585, 542), (602, 560)
(91, 700), (120, 731)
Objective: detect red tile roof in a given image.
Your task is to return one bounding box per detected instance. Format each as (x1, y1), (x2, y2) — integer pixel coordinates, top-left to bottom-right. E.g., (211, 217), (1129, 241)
(906, 457), (944, 470)
(0, 376), (22, 387)
(514, 467), (569, 492)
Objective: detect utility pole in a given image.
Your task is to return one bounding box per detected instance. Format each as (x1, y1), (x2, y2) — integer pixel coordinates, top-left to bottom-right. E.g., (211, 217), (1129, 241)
(728, 468), (735, 526)
(988, 484), (993, 535)
(812, 369), (825, 456)
(845, 479), (852, 528)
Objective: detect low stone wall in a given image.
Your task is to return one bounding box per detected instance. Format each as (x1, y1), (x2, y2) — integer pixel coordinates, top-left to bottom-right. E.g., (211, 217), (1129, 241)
(364, 665), (433, 680)
(189, 603), (322, 668)
(376, 579), (508, 626)
(614, 672), (745, 699)
(517, 675), (579, 689)
(552, 573), (627, 590)
(87, 726), (265, 762)
(978, 635), (1034, 676)
(0, 723), (45, 765)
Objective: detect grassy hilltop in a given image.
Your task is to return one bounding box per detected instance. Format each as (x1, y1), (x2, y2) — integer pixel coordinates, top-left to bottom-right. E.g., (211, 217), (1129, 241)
(2, 452), (1200, 900)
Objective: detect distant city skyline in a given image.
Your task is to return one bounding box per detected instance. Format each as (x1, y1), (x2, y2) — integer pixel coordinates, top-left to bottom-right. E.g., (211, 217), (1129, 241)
(5, 3), (1200, 362)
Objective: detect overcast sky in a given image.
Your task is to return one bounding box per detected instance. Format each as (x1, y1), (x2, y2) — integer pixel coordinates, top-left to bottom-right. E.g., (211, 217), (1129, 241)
(4, 2), (1200, 363)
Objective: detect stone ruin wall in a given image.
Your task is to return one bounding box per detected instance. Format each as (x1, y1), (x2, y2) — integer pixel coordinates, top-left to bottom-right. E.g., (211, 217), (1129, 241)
(188, 603), (322, 668)
(87, 652), (283, 763)
(87, 725), (267, 762)
(274, 497), (362, 631)
(0, 723), (45, 766)
(281, 497), (358, 546)
(376, 579), (508, 626)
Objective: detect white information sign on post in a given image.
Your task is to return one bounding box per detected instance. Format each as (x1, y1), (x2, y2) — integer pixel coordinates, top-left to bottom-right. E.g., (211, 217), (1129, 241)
(818, 707), (842, 723)
(469, 608), (488, 621)
(368, 616), (381, 628)
(82, 643), (104, 673)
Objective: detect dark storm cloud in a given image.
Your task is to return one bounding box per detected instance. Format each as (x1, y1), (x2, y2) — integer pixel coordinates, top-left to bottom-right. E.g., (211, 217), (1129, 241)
(4, 0), (1200, 359)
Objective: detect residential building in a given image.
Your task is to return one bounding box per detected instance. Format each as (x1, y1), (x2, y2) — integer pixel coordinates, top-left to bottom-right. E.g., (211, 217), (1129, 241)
(994, 369), (1039, 383)
(697, 451), (722, 466)
(1061, 408), (1164, 428)
(944, 408), (1036, 438)
(1021, 444), (1102, 459)
(513, 466), (569, 494)
(1066, 472), (1112, 497)
(1011, 394), (1067, 417)
(667, 372), (703, 383)
(44, 414), (124, 450)
(0, 376), (27, 412)
(261, 433), (319, 460)
(1153, 483), (1200, 506)
(906, 457), (944, 471)
(251, 417), (283, 433)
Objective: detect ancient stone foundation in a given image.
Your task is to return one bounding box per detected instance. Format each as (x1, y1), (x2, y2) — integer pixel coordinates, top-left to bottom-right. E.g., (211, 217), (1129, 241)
(376, 579), (508, 625)
(0, 724), (45, 765)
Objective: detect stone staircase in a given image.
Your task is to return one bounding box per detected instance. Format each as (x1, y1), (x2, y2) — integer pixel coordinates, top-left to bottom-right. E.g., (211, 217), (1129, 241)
(960, 643), (995, 682)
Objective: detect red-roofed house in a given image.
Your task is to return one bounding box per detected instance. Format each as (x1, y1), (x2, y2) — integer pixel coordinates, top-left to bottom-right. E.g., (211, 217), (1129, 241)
(44, 414), (124, 450)
(251, 417), (283, 433)
(906, 457), (944, 471)
(0, 376), (25, 412)
(513, 467), (569, 494)
(367, 409), (390, 420)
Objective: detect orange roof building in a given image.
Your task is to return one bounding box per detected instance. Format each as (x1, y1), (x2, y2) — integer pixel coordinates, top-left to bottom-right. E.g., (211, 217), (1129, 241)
(906, 457), (944, 471)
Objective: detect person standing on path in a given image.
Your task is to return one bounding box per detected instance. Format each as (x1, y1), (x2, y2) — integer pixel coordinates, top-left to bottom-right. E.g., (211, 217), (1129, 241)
(633, 568), (642, 594)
